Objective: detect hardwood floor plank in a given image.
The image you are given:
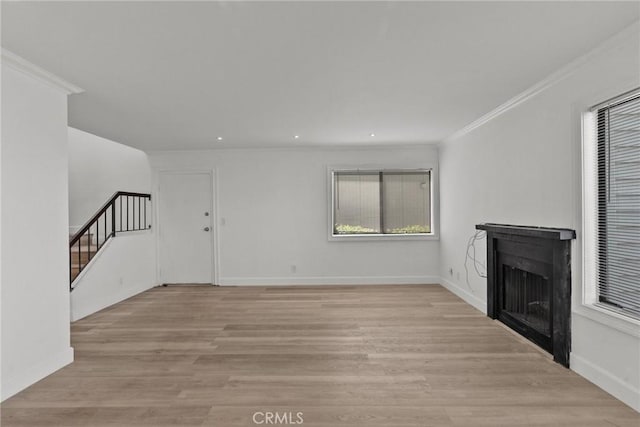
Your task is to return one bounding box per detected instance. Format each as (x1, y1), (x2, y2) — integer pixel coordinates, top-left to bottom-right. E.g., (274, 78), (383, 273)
(2, 284), (638, 426)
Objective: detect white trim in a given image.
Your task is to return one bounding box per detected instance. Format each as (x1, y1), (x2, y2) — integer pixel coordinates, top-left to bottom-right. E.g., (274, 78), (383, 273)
(571, 353), (640, 412)
(155, 169), (220, 286)
(573, 306), (640, 339)
(212, 168), (221, 284)
(581, 110), (598, 307)
(442, 21), (640, 144)
(330, 233), (437, 242)
(145, 143), (438, 154)
(1, 48), (84, 95)
(591, 87), (640, 111)
(579, 85), (640, 337)
(220, 276), (439, 286)
(438, 276), (486, 314)
(1, 347), (74, 401)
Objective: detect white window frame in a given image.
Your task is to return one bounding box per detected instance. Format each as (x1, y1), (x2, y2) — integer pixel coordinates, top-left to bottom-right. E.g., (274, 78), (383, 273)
(327, 164), (439, 241)
(580, 89), (640, 334)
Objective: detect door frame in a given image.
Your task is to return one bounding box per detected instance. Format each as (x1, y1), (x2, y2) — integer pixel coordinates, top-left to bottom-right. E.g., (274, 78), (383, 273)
(154, 169), (219, 286)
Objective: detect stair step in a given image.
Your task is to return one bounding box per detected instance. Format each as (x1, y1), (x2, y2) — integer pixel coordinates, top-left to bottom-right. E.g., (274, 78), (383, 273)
(70, 263), (88, 281)
(70, 248), (97, 263)
(69, 238), (101, 282)
(70, 245), (98, 252)
(69, 232), (93, 238)
(69, 234), (94, 245)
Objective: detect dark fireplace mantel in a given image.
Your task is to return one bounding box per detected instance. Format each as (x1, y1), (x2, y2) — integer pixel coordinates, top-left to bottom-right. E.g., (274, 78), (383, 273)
(476, 223), (576, 367)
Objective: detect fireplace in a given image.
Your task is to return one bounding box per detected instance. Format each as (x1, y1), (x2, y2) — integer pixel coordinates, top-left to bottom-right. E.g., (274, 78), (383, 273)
(476, 224), (575, 367)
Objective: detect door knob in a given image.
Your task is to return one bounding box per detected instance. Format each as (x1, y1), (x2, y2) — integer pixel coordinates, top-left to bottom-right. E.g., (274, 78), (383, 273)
(204, 227), (210, 232)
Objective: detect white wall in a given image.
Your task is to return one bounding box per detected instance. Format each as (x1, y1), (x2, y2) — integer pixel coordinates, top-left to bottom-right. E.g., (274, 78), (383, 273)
(68, 128), (156, 321)
(439, 24), (640, 411)
(71, 231), (156, 321)
(68, 127), (151, 232)
(1, 63), (74, 400)
(149, 146), (440, 285)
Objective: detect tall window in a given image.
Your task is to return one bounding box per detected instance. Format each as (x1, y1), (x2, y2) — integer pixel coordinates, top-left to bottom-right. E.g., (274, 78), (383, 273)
(594, 90), (640, 319)
(332, 170), (431, 236)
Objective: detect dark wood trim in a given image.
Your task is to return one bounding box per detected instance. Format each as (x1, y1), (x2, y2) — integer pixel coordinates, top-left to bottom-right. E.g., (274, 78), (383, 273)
(476, 223), (576, 241)
(486, 234), (497, 318)
(552, 240), (572, 367)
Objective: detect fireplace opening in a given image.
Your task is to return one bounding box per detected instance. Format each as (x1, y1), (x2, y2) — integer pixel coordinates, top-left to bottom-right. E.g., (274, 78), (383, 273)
(476, 224), (575, 367)
(503, 266), (550, 336)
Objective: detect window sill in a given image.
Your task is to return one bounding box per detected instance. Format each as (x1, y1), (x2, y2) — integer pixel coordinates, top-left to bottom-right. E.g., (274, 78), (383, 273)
(573, 303), (640, 338)
(328, 233), (439, 242)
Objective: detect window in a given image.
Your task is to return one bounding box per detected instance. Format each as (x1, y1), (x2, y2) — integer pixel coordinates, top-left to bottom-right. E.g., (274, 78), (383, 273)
(331, 170), (432, 237)
(593, 89), (640, 319)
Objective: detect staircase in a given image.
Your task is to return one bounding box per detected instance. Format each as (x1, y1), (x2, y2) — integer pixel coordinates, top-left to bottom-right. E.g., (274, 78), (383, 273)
(70, 233), (95, 282)
(69, 192), (151, 289)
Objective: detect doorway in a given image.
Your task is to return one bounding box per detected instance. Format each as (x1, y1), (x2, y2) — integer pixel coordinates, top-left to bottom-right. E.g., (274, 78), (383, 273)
(158, 172), (214, 284)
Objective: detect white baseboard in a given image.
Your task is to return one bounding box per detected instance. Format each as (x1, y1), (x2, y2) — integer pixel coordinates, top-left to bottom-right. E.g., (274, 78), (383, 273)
(219, 276), (440, 286)
(1, 346), (74, 401)
(571, 353), (640, 412)
(438, 276), (486, 314)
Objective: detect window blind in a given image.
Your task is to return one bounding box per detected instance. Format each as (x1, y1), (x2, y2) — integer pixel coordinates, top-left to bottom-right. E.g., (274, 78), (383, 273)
(595, 90), (640, 318)
(332, 170), (431, 235)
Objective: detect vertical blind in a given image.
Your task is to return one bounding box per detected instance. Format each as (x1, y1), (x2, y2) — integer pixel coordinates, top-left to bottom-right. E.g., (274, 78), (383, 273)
(595, 90), (640, 318)
(334, 172), (381, 233)
(333, 170), (431, 235)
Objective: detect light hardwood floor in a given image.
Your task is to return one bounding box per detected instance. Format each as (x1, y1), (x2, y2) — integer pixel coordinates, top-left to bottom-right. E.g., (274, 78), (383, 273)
(2, 285), (638, 426)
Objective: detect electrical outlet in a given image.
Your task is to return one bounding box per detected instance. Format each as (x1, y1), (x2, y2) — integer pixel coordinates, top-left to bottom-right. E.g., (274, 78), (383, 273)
(291, 265), (297, 273)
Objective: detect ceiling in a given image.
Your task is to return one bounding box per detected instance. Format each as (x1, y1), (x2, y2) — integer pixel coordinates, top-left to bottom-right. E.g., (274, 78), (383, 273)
(2, 2), (639, 151)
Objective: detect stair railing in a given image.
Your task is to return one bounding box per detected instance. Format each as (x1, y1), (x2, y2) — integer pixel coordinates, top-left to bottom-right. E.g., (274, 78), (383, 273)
(69, 191), (151, 289)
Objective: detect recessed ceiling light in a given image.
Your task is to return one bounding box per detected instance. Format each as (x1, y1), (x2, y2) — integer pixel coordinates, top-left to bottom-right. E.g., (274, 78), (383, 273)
(294, 135), (300, 139)
(370, 133), (376, 137)
(217, 136), (223, 141)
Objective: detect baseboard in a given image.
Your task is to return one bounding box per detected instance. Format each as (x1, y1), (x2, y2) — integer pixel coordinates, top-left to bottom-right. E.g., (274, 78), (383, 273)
(220, 276), (440, 286)
(1, 346), (74, 401)
(571, 353), (640, 412)
(438, 276), (487, 314)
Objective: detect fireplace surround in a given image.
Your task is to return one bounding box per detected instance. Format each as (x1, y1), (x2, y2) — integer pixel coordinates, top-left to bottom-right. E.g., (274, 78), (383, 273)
(476, 223), (576, 367)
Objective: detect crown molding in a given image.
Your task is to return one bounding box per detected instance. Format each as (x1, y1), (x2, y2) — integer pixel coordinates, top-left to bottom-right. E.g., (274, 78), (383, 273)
(144, 141), (439, 154)
(442, 20), (640, 145)
(1, 48), (84, 95)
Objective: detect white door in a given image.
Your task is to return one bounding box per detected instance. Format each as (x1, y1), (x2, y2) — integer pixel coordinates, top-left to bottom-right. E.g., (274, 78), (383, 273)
(159, 172), (213, 284)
